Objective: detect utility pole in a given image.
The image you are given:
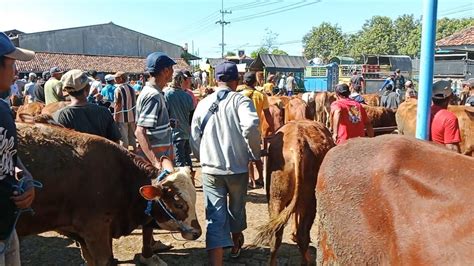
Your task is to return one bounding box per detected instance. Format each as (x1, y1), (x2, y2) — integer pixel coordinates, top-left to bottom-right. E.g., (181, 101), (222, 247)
(216, 0), (231, 58)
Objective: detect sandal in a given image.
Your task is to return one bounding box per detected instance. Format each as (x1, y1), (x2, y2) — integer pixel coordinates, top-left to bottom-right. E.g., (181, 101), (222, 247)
(230, 233), (244, 258)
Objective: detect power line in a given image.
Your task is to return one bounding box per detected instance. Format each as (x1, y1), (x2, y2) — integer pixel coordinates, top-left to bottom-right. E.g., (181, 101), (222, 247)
(230, 0), (322, 23)
(439, 3), (473, 15)
(230, 0), (283, 11)
(216, 0), (232, 58)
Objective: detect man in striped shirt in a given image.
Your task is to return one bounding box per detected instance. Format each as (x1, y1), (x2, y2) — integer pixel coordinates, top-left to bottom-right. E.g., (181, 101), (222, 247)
(135, 52), (176, 265)
(114, 71), (137, 151)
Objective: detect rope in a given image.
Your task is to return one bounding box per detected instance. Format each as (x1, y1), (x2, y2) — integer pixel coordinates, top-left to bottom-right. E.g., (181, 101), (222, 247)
(112, 105), (136, 115)
(0, 178), (43, 255)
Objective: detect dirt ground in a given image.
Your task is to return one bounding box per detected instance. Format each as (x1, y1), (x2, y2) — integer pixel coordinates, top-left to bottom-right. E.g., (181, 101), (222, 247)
(19, 164), (318, 266)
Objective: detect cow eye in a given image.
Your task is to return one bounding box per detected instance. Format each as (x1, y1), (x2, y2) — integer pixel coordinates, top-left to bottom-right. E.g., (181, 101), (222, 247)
(175, 203), (184, 209)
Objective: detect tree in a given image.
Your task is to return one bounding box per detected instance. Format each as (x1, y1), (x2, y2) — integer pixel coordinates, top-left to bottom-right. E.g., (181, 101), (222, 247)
(436, 17), (474, 40)
(393, 14), (421, 57)
(250, 47), (269, 59)
(351, 16), (397, 57)
(226, 51), (236, 56)
(262, 28), (279, 51)
(271, 49), (288, 55)
(303, 22), (347, 62)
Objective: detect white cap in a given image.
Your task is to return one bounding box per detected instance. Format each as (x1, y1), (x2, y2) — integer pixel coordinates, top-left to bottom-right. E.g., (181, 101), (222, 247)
(105, 74), (115, 82)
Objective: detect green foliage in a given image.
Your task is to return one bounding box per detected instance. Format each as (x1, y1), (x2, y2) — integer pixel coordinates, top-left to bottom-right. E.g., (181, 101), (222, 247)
(271, 49), (288, 55)
(251, 47), (269, 59)
(226, 51), (236, 56)
(302, 22), (346, 63)
(303, 15), (473, 60)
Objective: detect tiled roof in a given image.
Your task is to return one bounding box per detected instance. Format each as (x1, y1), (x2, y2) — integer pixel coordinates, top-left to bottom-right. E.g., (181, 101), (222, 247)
(436, 26), (474, 47)
(15, 52), (190, 73)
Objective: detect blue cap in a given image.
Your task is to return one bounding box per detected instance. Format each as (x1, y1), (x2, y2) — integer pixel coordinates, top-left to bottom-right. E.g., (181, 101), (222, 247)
(215, 61), (238, 82)
(146, 52), (176, 74)
(0, 32), (35, 61)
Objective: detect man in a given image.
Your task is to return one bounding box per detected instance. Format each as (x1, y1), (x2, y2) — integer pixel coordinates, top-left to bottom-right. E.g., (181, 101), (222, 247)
(133, 80), (143, 93)
(404, 80), (417, 100)
(350, 70), (365, 94)
(24, 72), (37, 103)
(53, 69), (121, 142)
(262, 74), (276, 96)
(101, 74), (115, 105)
(114, 71), (137, 151)
(33, 71), (48, 103)
(183, 70), (198, 109)
(349, 85), (366, 104)
(202, 70), (208, 87)
(88, 70), (103, 97)
(380, 73), (395, 92)
(331, 83), (374, 145)
(191, 61), (260, 264)
(380, 84), (400, 110)
(0, 31), (36, 266)
(164, 70), (195, 183)
(286, 72), (296, 96)
(430, 80), (461, 153)
(239, 71), (274, 188)
(394, 69), (405, 95)
(44, 66), (65, 104)
(135, 51), (175, 265)
(460, 78), (473, 105)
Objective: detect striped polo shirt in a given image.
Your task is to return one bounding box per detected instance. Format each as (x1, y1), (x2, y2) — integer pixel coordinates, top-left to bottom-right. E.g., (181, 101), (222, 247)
(136, 82), (171, 148)
(114, 83), (137, 123)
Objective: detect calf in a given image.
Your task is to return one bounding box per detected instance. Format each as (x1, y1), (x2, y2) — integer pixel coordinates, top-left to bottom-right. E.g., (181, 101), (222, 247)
(362, 105), (397, 128)
(284, 97), (307, 123)
(315, 92), (336, 128)
(16, 123), (201, 265)
(254, 120), (334, 265)
(363, 93), (381, 107)
(316, 135), (474, 265)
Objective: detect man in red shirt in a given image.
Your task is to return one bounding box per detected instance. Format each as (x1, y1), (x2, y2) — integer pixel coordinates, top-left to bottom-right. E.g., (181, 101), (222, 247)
(331, 83), (374, 144)
(430, 80), (461, 153)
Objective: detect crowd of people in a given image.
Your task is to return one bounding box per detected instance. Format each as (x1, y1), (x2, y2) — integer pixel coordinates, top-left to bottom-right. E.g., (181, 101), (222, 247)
(1, 28), (473, 266)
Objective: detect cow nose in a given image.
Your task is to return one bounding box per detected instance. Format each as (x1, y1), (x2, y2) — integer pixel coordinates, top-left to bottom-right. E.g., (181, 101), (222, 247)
(192, 231), (200, 240)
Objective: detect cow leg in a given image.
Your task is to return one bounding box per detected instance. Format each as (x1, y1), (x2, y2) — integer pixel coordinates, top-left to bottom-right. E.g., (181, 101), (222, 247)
(291, 213), (299, 243)
(296, 196), (316, 265)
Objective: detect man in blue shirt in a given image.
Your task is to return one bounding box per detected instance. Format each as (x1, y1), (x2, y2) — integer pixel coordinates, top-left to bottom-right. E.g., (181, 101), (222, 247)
(0, 31), (36, 266)
(101, 74), (116, 104)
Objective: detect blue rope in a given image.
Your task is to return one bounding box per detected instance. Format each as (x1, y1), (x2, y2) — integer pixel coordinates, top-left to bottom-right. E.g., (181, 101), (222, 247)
(0, 178), (43, 255)
(144, 169), (171, 216)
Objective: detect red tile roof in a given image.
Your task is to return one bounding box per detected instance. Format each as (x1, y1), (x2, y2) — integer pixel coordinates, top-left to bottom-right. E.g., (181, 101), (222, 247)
(436, 26), (474, 47)
(15, 52), (190, 74)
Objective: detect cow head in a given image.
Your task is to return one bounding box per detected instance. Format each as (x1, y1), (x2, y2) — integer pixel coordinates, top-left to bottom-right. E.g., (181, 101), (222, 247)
(140, 167), (201, 240)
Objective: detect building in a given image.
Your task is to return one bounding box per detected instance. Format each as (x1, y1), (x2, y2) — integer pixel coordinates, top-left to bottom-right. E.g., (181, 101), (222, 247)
(7, 22), (198, 76)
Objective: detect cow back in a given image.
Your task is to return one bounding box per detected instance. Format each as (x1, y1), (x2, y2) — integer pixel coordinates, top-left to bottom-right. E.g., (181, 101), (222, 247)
(316, 135), (474, 265)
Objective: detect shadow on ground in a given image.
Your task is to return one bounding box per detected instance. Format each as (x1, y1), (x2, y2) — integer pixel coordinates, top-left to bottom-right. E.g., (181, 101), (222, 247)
(20, 234), (85, 265)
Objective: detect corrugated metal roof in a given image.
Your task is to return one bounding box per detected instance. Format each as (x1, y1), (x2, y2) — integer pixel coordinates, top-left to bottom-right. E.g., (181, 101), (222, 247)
(250, 54), (308, 71)
(436, 26), (474, 47)
(15, 52), (190, 73)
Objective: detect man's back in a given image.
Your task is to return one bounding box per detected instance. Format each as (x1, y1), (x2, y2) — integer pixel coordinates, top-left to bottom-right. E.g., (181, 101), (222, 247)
(381, 91), (400, 110)
(331, 98), (368, 144)
(164, 87), (194, 141)
(44, 78), (62, 105)
(53, 103), (120, 142)
(191, 88), (260, 175)
(114, 83), (136, 123)
(430, 105), (461, 145)
(240, 86), (269, 133)
(286, 76), (295, 90)
(101, 84), (115, 102)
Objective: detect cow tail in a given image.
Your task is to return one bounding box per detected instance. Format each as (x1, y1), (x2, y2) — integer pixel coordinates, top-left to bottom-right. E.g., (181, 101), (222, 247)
(253, 144), (302, 246)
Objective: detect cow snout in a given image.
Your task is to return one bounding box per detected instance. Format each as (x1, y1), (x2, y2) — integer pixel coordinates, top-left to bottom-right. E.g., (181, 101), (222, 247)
(182, 219), (202, 240)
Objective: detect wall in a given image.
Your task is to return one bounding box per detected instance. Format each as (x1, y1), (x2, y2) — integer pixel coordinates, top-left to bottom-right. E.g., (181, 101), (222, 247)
(18, 23), (183, 58)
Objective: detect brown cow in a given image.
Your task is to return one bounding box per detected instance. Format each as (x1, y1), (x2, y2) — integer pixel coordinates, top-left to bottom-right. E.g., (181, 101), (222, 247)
(15, 102), (45, 121)
(396, 100), (474, 156)
(16, 123), (202, 265)
(363, 93), (381, 107)
(302, 92), (316, 120)
(254, 120), (335, 265)
(316, 135), (474, 265)
(284, 97), (308, 123)
(41, 101), (70, 115)
(315, 92), (336, 128)
(362, 105), (397, 128)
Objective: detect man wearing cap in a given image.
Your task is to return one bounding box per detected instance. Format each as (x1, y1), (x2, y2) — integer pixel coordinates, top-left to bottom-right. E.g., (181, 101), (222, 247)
(44, 66), (65, 105)
(190, 61), (260, 263)
(53, 69), (121, 142)
(430, 80), (461, 153)
(460, 78), (474, 105)
(113, 71), (137, 151)
(404, 80), (417, 100)
(164, 70), (195, 183)
(101, 74), (116, 106)
(135, 51), (176, 265)
(380, 83), (400, 110)
(24, 72), (38, 103)
(331, 83), (374, 145)
(380, 73), (395, 92)
(182, 70), (198, 108)
(240, 71), (274, 188)
(0, 31), (36, 266)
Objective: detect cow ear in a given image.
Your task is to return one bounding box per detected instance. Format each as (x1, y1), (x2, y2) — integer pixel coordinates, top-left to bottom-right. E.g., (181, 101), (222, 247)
(139, 185), (162, 200)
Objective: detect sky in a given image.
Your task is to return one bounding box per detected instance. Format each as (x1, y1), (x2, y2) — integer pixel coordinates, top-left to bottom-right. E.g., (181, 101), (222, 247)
(1, 0), (473, 59)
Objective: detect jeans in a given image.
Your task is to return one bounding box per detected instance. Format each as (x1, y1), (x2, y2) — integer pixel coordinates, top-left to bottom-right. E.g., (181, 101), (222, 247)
(173, 140), (192, 169)
(117, 122), (136, 149)
(0, 230), (20, 266)
(202, 172), (248, 250)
